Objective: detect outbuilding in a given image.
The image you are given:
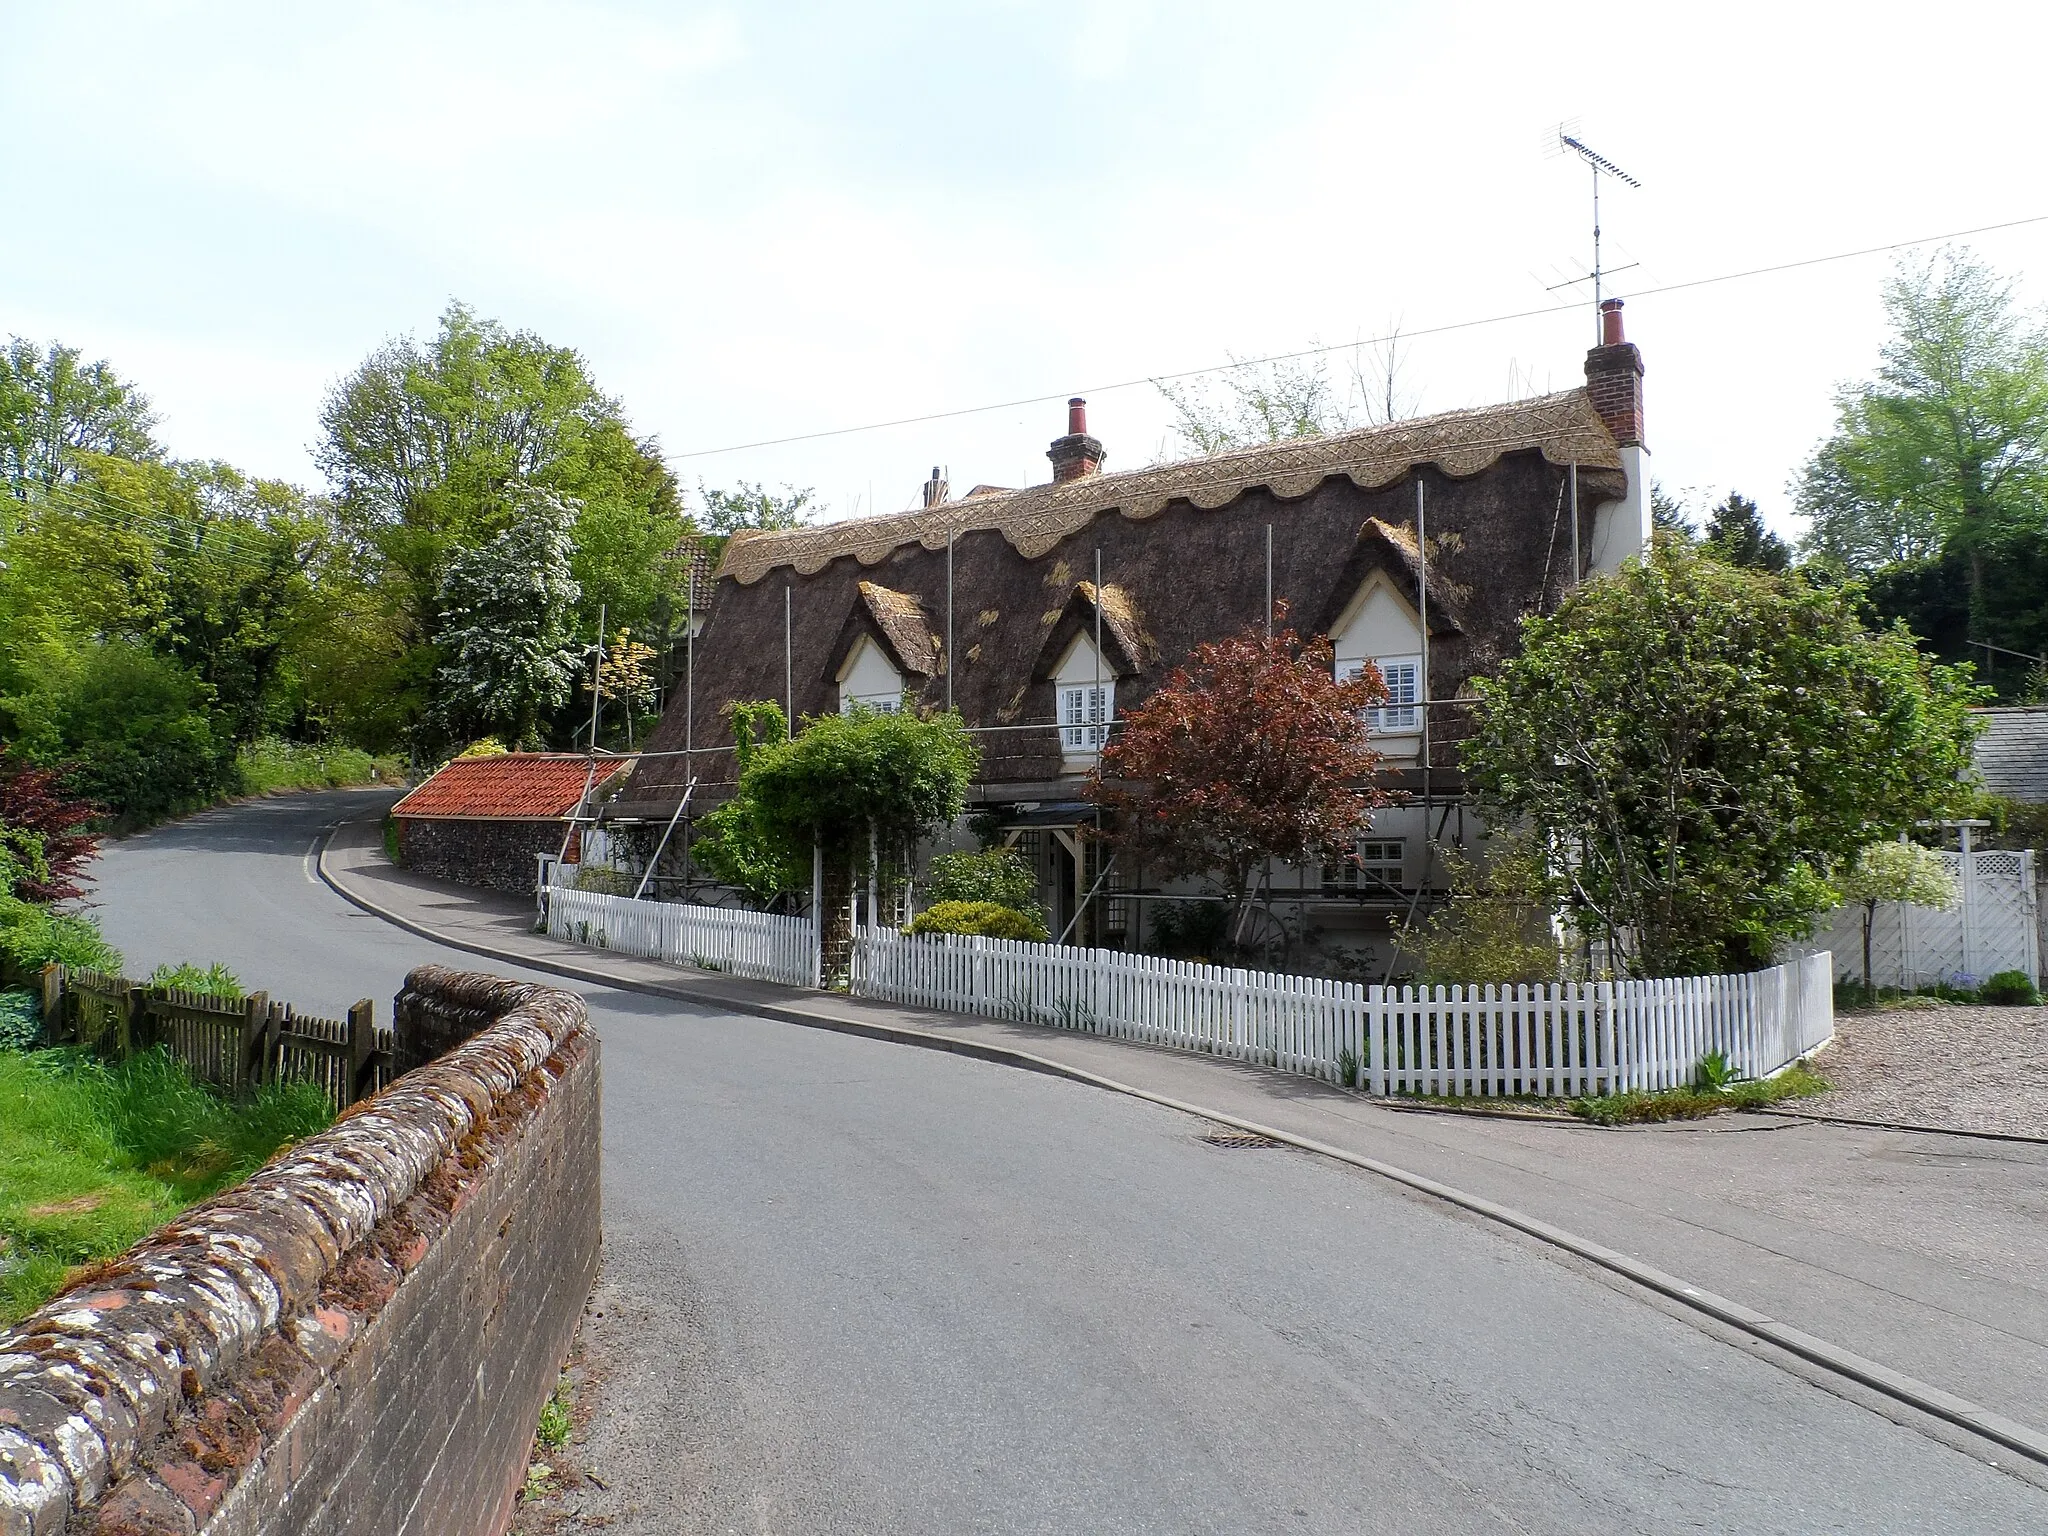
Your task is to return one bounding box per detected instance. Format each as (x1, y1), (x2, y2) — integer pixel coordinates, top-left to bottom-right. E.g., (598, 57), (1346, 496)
(390, 753), (621, 894)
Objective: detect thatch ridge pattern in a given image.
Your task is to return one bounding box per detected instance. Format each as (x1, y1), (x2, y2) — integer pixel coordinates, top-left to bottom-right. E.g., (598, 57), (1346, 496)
(717, 389), (1620, 586)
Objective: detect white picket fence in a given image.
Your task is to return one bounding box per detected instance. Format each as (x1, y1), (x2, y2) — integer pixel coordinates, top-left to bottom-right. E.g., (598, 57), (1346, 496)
(546, 884), (818, 987)
(850, 926), (1833, 1098)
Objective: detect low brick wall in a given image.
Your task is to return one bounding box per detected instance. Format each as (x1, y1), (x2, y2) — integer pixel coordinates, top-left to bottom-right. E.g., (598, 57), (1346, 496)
(0, 967), (601, 1536)
(395, 817), (568, 895)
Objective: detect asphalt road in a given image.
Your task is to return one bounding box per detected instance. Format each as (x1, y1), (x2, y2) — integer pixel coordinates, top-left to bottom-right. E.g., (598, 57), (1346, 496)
(86, 791), (2048, 1534)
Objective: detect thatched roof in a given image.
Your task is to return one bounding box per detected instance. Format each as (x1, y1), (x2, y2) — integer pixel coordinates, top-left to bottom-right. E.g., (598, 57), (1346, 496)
(717, 390), (1620, 586)
(630, 386), (1627, 807)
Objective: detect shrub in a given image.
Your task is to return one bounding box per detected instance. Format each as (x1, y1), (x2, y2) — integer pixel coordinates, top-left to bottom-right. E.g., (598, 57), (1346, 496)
(1405, 833), (1561, 986)
(0, 897), (123, 978)
(1980, 969), (2042, 1006)
(1150, 900), (1231, 959)
(235, 738), (386, 796)
(0, 989), (40, 1051)
(0, 751), (102, 902)
(145, 962), (243, 1000)
(909, 900), (1049, 943)
(927, 848), (1041, 919)
(11, 641), (239, 828)
(572, 865), (636, 896)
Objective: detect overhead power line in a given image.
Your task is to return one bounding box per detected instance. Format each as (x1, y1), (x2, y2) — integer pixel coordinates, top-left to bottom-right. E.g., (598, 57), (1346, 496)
(667, 210), (2048, 462)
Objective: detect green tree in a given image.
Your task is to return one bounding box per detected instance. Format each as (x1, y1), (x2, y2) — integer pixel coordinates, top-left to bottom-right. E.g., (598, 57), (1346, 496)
(1702, 492), (1792, 573)
(1463, 544), (1984, 976)
(2, 640), (236, 829)
(431, 486), (585, 747)
(690, 703), (809, 907)
(317, 303), (690, 710)
(1796, 248), (2048, 589)
(0, 338), (161, 512)
(700, 704), (978, 957)
(72, 454), (337, 742)
(695, 481), (818, 562)
(1834, 840), (1957, 1001)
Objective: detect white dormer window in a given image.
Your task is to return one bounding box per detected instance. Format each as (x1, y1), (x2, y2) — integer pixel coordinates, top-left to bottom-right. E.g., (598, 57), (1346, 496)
(837, 635), (905, 714)
(1059, 683), (1114, 751)
(1052, 631), (1116, 761)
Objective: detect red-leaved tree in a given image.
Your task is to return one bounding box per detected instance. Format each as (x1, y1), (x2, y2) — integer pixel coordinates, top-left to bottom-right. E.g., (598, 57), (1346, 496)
(0, 751), (104, 902)
(1086, 623), (1389, 941)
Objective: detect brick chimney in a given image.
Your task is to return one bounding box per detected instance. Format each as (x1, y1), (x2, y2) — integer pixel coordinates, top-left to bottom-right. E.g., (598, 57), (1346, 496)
(922, 464), (949, 508)
(1047, 397), (1105, 482)
(1584, 298), (1645, 448)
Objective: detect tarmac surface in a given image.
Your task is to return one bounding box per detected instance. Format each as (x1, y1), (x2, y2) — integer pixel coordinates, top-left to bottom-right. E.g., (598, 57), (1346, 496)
(85, 789), (2048, 1533)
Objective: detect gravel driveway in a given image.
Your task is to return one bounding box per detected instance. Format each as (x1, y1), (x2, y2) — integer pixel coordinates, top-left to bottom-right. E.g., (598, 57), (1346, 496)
(1788, 1003), (2048, 1137)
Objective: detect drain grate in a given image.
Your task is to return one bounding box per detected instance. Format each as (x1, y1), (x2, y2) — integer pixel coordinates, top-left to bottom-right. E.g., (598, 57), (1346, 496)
(1200, 1129), (1282, 1149)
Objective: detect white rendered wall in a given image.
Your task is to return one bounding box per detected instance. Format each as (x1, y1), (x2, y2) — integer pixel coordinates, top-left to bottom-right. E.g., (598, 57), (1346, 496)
(1589, 443), (1651, 574)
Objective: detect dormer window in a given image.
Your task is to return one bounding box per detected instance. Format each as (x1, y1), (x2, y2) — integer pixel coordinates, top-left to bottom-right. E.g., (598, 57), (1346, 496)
(1053, 633), (1115, 759)
(837, 634), (906, 714)
(1033, 581), (1145, 770)
(827, 583), (938, 716)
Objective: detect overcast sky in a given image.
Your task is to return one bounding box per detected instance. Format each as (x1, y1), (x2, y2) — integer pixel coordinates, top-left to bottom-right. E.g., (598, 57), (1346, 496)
(5, 0), (2046, 536)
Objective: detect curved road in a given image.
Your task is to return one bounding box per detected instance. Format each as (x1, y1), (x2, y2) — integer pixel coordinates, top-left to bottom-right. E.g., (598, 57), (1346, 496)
(87, 791), (2047, 1533)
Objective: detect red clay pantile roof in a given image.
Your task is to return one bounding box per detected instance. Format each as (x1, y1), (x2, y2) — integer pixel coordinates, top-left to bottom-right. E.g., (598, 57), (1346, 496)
(391, 754), (625, 821)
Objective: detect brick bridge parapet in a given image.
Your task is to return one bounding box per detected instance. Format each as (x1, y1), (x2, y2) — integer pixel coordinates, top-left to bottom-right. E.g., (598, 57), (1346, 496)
(0, 966), (600, 1536)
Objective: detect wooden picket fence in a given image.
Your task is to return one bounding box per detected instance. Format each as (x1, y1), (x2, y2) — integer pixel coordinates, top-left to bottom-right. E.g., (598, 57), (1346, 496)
(545, 884), (818, 987)
(38, 964), (395, 1111)
(849, 928), (1834, 1098)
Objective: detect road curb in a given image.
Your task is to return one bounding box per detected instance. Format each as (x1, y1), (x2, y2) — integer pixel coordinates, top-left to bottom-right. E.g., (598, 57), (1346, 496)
(316, 825), (2048, 1471)
(1756, 1109), (2048, 1147)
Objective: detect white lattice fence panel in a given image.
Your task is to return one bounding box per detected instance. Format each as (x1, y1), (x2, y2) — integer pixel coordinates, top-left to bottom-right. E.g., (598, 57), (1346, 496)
(1810, 849), (2039, 988)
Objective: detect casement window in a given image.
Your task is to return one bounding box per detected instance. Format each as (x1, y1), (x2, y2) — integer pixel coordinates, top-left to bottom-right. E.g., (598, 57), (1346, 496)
(1341, 655), (1421, 733)
(1059, 682), (1114, 752)
(1325, 837), (1405, 890)
(841, 692), (903, 715)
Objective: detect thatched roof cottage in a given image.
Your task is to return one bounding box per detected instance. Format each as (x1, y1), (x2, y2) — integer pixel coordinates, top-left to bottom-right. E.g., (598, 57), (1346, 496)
(619, 300), (1650, 967)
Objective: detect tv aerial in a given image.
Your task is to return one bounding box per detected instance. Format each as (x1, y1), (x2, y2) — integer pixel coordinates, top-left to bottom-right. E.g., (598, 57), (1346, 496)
(1544, 121), (1642, 338)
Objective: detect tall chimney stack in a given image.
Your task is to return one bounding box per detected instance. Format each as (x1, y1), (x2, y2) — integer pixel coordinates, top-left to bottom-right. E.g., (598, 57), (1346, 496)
(1584, 298), (1644, 447)
(922, 464), (949, 508)
(1047, 396), (1105, 482)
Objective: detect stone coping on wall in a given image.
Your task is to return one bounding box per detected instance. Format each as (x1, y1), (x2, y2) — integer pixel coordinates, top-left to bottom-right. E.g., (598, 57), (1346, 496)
(0, 967), (591, 1535)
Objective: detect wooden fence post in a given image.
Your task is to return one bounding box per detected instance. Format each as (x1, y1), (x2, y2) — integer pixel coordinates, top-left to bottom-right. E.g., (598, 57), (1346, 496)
(123, 984), (148, 1057)
(40, 963), (65, 1042)
(347, 1000), (376, 1105)
(241, 991), (273, 1094)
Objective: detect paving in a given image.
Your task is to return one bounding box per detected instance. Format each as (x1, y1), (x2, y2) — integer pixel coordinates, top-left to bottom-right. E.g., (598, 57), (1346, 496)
(85, 790), (2048, 1532)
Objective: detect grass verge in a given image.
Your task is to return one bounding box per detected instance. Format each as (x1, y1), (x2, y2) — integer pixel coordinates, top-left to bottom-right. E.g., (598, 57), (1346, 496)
(236, 738), (407, 797)
(1569, 1063), (1831, 1126)
(0, 1046), (332, 1323)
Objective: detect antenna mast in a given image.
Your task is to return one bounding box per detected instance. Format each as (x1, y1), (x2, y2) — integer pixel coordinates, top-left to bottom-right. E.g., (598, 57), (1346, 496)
(1547, 124), (1641, 339)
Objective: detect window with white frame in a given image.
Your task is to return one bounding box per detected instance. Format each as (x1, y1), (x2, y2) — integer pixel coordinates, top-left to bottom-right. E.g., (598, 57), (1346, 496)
(841, 692), (903, 715)
(1059, 682), (1114, 752)
(1341, 655), (1421, 733)
(1324, 837), (1405, 890)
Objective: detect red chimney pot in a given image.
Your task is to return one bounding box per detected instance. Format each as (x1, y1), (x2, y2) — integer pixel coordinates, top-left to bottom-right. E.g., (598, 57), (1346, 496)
(1599, 298), (1625, 347)
(1067, 397), (1088, 435)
